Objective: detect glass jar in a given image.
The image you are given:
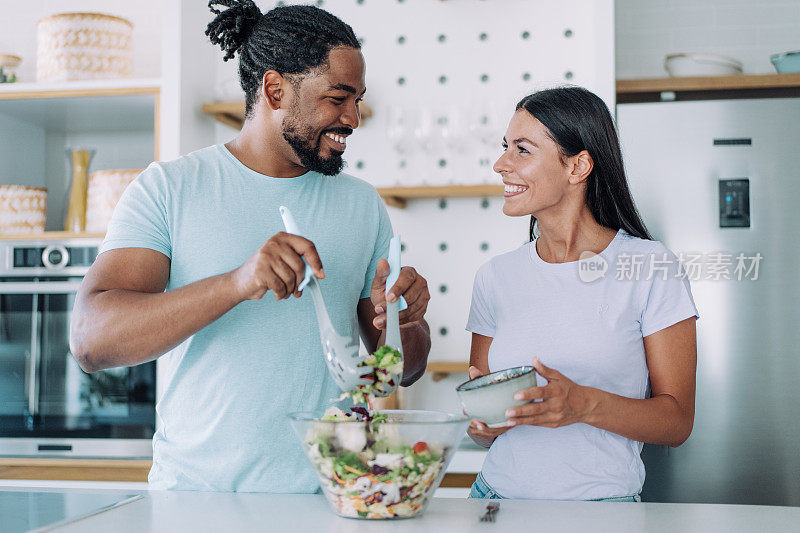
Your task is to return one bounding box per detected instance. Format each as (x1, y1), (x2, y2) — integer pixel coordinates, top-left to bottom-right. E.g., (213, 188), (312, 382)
(0, 54), (21, 83)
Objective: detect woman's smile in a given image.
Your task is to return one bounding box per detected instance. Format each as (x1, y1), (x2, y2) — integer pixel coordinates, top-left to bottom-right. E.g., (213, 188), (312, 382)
(503, 182), (529, 198)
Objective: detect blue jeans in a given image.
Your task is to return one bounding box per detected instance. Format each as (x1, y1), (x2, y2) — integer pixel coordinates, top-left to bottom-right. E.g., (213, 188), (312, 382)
(468, 472), (504, 499)
(468, 472), (641, 502)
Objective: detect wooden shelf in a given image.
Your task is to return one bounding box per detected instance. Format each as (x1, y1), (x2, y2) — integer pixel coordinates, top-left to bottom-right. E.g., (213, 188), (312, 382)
(427, 361), (468, 382)
(201, 101), (246, 130)
(0, 232), (104, 240)
(202, 100), (373, 130)
(0, 458), (151, 482)
(377, 185), (503, 209)
(0, 78), (161, 100)
(0, 78), (161, 165)
(616, 73), (800, 103)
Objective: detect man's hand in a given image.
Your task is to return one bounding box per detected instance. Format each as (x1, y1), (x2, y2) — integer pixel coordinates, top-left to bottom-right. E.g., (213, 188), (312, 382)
(230, 232), (325, 301)
(369, 259), (430, 330)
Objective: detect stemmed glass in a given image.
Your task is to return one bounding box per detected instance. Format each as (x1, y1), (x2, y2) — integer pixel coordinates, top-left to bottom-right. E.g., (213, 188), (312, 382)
(438, 104), (469, 184)
(385, 105), (415, 185)
(469, 102), (503, 184)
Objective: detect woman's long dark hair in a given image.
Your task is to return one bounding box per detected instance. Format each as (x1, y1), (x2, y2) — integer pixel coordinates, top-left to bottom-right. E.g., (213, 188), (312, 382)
(516, 87), (652, 241)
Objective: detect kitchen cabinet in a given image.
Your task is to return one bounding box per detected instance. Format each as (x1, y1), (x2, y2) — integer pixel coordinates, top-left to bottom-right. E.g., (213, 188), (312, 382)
(0, 446), (484, 488)
(0, 459), (151, 482)
(0, 79), (160, 233)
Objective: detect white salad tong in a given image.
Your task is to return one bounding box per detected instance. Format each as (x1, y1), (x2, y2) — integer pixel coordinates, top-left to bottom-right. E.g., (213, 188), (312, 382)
(279, 206), (370, 392)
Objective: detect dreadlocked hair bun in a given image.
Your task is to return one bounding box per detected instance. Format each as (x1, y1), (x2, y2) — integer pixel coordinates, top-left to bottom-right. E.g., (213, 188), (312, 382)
(207, 3), (361, 118)
(206, 0), (262, 62)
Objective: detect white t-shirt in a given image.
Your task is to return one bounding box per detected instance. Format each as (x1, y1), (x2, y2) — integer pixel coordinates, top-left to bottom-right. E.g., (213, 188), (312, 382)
(466, 230), (698, 500)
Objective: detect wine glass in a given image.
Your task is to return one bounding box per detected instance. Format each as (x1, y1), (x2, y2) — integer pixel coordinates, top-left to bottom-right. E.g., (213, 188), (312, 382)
(385, 105), (416, 185)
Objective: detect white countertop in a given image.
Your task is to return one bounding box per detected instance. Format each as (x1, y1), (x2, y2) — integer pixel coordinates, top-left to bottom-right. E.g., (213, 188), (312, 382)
(4, 487), (799, 533)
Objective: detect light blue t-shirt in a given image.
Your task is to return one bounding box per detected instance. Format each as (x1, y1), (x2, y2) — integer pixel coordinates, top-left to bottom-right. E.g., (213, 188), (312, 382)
(101, 144), (392, 492)
(466, 230), (699, 500)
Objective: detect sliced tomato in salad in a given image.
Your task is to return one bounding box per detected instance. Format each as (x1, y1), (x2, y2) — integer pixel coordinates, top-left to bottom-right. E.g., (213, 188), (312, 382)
(412, 441), (428, 454)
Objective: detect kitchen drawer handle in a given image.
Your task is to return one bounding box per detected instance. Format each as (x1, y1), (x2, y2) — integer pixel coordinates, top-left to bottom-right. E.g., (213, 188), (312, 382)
(0, 281), (83, 294)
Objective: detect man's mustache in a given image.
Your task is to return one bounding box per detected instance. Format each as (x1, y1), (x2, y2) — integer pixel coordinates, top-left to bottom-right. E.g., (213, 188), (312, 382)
(323, 127), (354, 136)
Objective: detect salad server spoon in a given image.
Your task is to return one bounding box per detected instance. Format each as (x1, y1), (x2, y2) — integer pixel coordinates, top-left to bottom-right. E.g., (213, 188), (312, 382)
(279, 206), (371, 392)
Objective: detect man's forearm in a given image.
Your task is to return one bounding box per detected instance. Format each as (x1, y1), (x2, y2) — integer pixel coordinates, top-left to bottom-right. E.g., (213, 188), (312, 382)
(379, 319), (430, 386)
(70, 272), (243, 372)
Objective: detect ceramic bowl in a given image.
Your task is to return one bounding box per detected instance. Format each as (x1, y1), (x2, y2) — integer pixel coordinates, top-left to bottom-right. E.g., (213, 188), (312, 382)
(771, 50), (800, 73)
(456, 366), (538, 428)
(664, 53), (743, 77)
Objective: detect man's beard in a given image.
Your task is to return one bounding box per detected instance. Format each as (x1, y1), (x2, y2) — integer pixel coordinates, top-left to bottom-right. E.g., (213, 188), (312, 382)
(282, 114), (346, 176)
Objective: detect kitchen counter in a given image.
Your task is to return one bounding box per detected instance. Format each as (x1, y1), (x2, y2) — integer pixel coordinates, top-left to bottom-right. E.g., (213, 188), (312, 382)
(3, 487), (798, 532)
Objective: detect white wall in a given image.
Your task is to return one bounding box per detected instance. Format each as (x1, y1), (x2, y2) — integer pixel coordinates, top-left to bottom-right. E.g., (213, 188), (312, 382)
(0, 0), (161, 83)
(616, 0), (800, 78)
(159, 0), (218, 161)
(0, 114), (45, 187)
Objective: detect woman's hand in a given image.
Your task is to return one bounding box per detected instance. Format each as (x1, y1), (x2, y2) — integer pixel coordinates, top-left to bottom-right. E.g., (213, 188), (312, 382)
(466, 366), (512, 447)
(505, 358), (597, 428)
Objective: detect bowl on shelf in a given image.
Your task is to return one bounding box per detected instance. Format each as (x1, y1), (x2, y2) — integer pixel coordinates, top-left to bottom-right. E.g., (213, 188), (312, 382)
(456, 365), (538, 428)
(771, 50), (800, 73)
(289, 409), (468, 520)
(664, 53), (743, 77)
(0, 185), (47, 235)
(85, 168), (142, 233)
(37, 12), (133, 82)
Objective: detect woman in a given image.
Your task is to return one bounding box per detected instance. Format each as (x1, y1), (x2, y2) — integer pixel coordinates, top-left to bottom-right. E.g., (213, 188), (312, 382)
(466, 87), (698, 502)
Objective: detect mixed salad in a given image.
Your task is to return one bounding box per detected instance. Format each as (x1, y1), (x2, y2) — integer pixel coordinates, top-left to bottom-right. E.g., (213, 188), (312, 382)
(337, 345), (404, 405)
(302, 345), (448, 519)
(309, 406), (448, 519)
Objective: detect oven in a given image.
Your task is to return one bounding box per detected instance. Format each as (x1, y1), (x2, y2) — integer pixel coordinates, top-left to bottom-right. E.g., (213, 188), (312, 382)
(0, 238), (155, 457)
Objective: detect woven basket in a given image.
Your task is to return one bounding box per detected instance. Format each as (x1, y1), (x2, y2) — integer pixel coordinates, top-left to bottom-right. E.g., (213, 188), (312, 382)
(0, 185), (47, 235)
(37, 12), (133, 82)
(86, 169), (141, 233)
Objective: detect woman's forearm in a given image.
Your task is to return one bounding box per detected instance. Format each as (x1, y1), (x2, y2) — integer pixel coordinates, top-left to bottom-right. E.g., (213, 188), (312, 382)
(581, 387), (694, 447)
(70, 272), (243, 372)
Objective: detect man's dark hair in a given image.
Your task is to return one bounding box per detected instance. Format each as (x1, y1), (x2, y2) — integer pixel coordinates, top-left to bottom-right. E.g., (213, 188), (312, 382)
(206, 1), (361, 117)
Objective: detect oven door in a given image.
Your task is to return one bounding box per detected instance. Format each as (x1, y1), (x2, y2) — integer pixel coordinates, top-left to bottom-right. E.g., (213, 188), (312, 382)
(0, 278), (155, 457)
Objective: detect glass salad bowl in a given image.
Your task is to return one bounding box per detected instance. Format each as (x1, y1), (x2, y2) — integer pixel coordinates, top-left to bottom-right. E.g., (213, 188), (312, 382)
(289, 409), (469, 520)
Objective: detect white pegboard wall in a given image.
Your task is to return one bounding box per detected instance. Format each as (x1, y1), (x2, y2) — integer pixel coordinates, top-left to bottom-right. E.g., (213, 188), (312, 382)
(218, 2), (615, 188)
(393, 196), (528, 363)
(213, 1), (615, 365)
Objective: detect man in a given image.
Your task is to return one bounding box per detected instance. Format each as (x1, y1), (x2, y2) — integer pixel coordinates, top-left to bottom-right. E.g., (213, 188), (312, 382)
(69, 2), (431, 492)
